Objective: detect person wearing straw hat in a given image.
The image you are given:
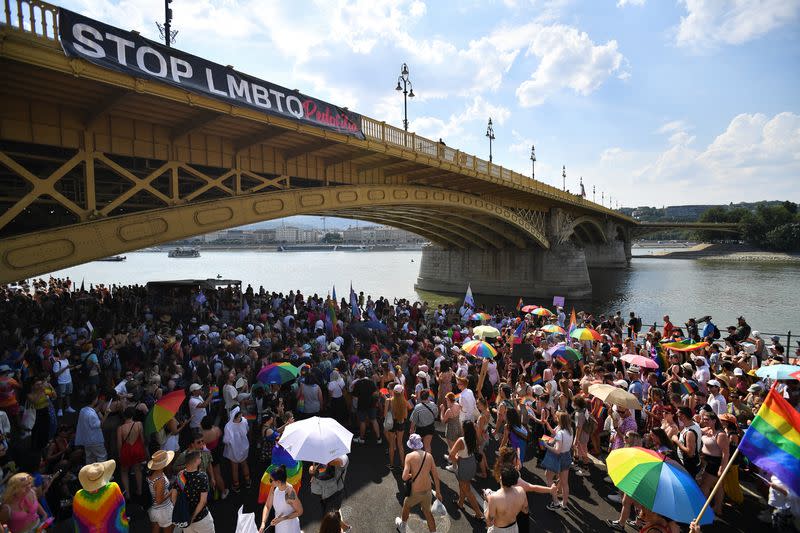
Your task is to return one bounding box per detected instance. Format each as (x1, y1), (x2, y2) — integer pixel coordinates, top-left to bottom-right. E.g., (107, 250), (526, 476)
(73, 460), (128, 532)
(146, 450), (175, 532)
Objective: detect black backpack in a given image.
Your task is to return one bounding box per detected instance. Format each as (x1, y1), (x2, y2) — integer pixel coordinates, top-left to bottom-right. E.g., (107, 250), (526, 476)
(171, 471), (191, 528)
(633, 317), (642, 333)
(712, 325), (721, 339)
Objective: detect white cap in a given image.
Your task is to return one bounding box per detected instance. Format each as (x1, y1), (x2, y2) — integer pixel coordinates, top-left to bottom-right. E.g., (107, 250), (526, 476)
(707, 379), (721, 388)
(613, 379), (629, 390)
(189, 383), (202, 392)
(733, 368), (744, 376)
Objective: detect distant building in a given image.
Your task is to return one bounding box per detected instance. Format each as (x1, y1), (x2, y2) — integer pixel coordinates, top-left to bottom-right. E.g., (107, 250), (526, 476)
(343, 225), (425, 244)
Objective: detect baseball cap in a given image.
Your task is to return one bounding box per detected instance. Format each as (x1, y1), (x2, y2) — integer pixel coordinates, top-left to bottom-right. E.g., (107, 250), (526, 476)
(707, 379), (721, 388)
(733, 368), (743, 376)
(189, 383), (202, 392)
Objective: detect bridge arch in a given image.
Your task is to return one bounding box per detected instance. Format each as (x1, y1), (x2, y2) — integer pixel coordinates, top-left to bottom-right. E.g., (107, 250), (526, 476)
(566, 216), (608, 245)
(0, 185), (550, 282)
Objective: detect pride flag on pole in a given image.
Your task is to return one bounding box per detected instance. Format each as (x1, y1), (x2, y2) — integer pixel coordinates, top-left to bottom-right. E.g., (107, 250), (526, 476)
(516, 297), (523, 312)
(463, 284), (474, 308)
(512, 321), (525, 344)
(568, 308), (577, 334)
(350, 283), (361, 319)
(738, 387), (800, 496)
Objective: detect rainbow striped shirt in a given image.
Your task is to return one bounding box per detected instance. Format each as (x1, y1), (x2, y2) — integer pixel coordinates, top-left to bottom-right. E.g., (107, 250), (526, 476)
(73, 482), (129, 533)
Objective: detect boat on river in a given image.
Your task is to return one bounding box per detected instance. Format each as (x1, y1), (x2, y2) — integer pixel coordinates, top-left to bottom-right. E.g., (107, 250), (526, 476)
(96, 255), (126, 262)
(168, 248), (200, 258)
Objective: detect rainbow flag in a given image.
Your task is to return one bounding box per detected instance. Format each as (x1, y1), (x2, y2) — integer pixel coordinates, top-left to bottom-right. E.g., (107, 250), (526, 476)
(568, 308), (577, 334)
(663, 341), (709, 352)
(516, 297), (523, 311)
(325, 298), (337, 335)
(530, 373), (543, 385)
(258, 445), (303, 502)
(739, 387), (800, 496)
(72, 481), (128, 533)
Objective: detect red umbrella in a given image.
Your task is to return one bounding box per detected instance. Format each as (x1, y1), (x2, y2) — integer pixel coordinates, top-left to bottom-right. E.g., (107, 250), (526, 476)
(620, 353), (659, 369)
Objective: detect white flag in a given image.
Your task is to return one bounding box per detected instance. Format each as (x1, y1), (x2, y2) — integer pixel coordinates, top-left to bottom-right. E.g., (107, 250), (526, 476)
(463, 283), (475, 308)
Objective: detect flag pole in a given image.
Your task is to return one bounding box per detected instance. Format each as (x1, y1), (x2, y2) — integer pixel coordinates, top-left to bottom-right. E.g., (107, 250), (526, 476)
(693, 446), (741, 525)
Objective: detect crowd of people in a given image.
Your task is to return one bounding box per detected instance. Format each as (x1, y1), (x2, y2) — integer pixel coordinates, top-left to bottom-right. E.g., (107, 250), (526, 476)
(0, 277), (798, 533)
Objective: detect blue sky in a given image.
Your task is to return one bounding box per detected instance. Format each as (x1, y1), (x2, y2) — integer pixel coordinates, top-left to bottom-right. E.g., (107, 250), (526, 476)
(62, 0), (800, 208)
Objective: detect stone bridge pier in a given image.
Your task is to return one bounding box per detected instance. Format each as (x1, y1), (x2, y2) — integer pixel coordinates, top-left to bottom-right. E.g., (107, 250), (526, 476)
(415, 208), (632, 299)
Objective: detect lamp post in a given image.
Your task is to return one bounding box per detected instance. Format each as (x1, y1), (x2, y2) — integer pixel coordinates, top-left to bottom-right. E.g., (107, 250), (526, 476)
(593, 185), (596, 202)
(486, 118), (495, 163)
(602, 191), (605, 205)
(395, 63), (415, 131)
(562, 165), (566, 191)
(530, 144), (536, 179)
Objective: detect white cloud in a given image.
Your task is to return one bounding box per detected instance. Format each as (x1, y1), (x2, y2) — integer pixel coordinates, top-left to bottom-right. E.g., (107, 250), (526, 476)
(638, 112), (800, 193)
(410, 96), (511, 141)
(655, 120), (689, 134)
(617, 0), (645, 6)
(675, 0), (800, 49)
(512, 24), (627, 106)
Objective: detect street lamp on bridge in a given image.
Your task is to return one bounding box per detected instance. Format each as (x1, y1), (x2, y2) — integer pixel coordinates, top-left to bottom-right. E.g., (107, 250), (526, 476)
(395, 63), (415, 131)
(530, 144), (536, 180)
(593, 185), (596, 203)
(562, 165), (566, 191)
(486, 118), (495, 163)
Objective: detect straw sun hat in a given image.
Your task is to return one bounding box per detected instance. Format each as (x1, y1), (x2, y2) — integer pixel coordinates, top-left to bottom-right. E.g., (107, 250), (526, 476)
(78, 460), (117, 492)
(147, 450), (175, 471)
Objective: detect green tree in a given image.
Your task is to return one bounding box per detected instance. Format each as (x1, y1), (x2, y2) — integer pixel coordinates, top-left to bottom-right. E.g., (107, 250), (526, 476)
(321, 232), (343, 244)
(765, 223), (800, 252)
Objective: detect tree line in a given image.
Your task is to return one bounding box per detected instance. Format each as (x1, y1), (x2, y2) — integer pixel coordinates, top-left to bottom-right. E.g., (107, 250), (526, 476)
(697, 201), (800, 252)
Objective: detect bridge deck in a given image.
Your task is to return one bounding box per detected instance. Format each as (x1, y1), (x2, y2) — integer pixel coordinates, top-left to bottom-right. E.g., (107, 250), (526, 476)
(0, 0), (630, 234)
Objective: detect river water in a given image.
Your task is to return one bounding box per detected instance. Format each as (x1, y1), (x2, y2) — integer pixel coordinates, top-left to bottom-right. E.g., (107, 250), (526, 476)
(40, 250), (800, 342)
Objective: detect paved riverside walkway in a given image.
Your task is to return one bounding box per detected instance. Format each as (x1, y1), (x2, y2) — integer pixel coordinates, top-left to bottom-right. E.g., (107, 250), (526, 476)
(46, 421), (767, 533)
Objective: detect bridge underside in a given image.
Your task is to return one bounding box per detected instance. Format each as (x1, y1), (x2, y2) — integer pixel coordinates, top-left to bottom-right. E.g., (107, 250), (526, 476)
(0, 7), (642, 297)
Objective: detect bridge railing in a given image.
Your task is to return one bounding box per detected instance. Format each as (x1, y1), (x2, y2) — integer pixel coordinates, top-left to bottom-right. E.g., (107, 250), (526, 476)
(3, 0), (59, 41)
(1, 0), (631, 222)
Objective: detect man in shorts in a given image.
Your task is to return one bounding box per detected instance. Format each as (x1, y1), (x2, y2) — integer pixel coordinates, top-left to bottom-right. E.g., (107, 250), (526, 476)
(351, 369), (381, 444)
(395, 433), (442, 533)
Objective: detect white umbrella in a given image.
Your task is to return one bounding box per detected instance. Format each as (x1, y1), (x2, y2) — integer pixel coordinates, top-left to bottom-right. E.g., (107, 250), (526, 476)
(279, 416), (353, 464)
(588, 383), (643, 410)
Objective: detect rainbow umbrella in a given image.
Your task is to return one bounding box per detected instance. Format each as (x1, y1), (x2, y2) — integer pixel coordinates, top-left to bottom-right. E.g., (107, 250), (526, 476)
(258, 444), (303, 502)
(540, 324), (566, 335)
(678, 379), (699, 396)
(607, 447), (714, 525)
(521, 305), (539, 313)
(548, 344), (582, 362)
(144, 390), (185, 436)
(532, 308), (553, 317)
(469, 312), (492, 322)
(257, 362), (300, 385)
(620, 353), (659, 370)
(570, 327), (602, 342)
(461, 340), (497, 359)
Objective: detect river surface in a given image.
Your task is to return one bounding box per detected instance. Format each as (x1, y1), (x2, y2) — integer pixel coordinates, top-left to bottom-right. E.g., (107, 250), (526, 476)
(40, 250), (800, 341)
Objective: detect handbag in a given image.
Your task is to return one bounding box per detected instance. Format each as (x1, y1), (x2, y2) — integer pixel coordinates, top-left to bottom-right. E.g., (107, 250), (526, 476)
(404, 451), (426, 497)
(383, 407), (394, 431)
(21, 402), (36, 431)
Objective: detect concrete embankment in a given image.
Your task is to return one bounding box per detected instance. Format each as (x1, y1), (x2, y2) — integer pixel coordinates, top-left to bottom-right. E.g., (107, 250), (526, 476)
(639, 243), (800, 263)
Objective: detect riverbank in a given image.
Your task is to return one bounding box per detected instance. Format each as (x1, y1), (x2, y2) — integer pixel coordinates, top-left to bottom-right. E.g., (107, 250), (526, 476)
(638, 243), (800, 263)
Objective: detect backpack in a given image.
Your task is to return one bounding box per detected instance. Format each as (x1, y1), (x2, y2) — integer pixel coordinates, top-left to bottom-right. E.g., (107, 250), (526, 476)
(582, 409), (598, 435)
(712, 325), (721, 339)
(171, 471), (190, 527)
(633, 316), (642, 333)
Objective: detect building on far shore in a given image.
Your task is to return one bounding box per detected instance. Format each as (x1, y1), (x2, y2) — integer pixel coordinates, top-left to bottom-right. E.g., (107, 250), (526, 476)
(342, 225), (425, 245)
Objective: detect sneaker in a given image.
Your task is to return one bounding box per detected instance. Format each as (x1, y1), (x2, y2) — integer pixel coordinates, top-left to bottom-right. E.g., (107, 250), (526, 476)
(608, 493), (622, 503)
(626, 519), (639, 528)
(353, 436), (364, 444)
(221, 489), (229, 500)
(443, 454), (452, 463)
(65, 407), (76, 413)
(57, 409), (63, 417)
(605, 519), (625, 531)
(547, 501), (562, 511)
(395, 517), (407, 532)
(377, 438), (383, 445)
(445, 465), (456, 472)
